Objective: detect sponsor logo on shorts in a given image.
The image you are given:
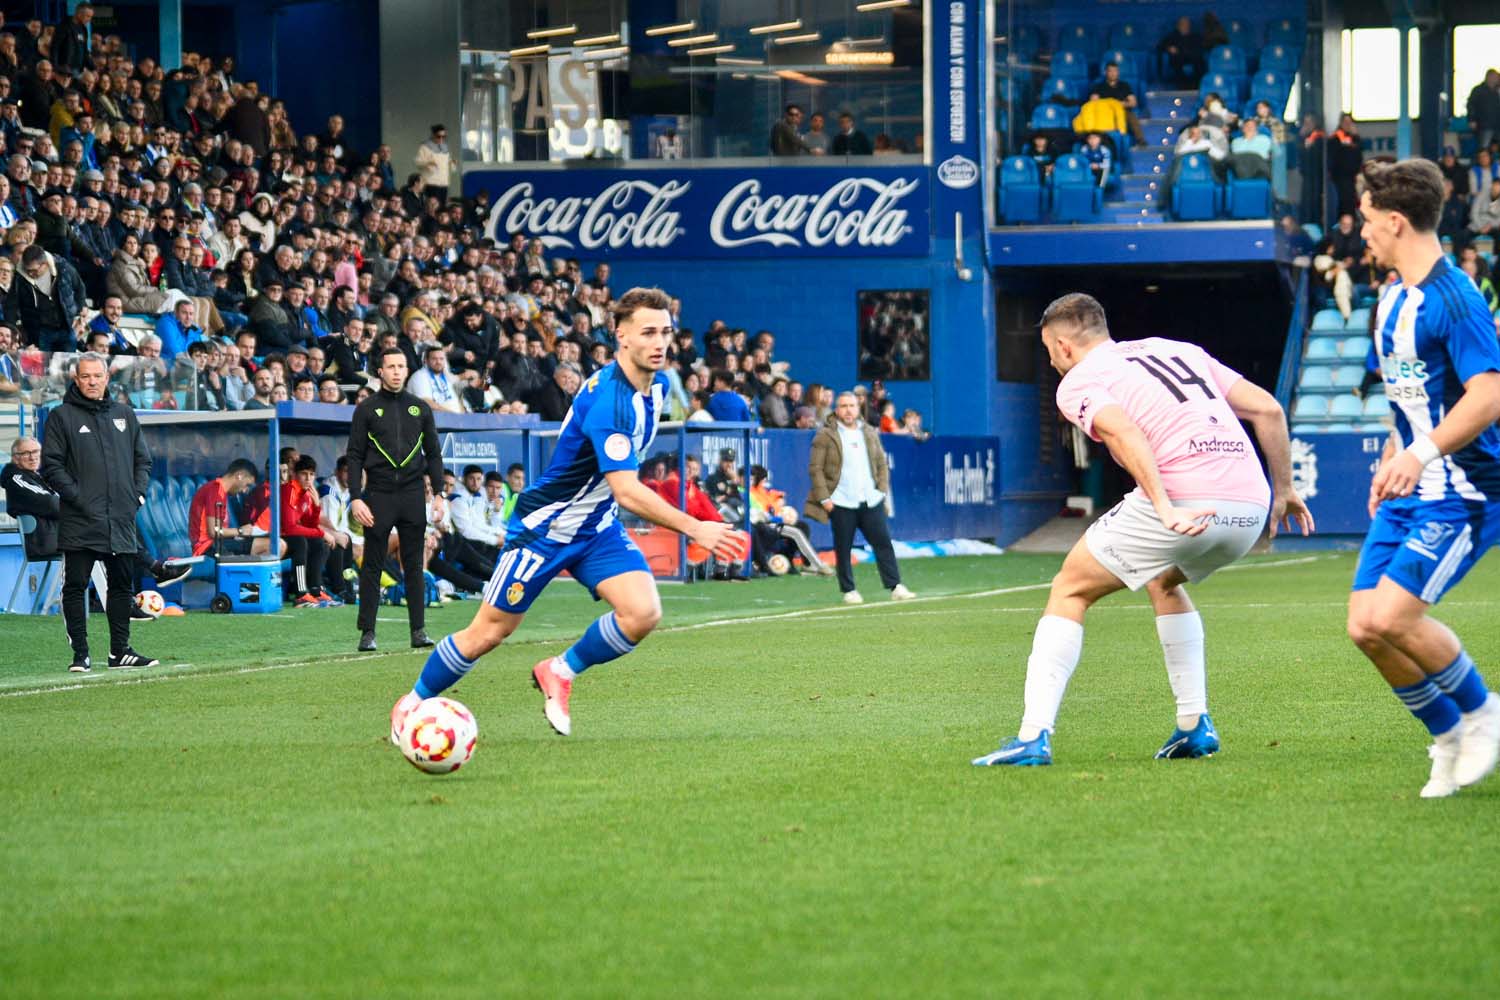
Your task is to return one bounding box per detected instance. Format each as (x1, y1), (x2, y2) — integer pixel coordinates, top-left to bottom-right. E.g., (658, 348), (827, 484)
(1188, 437), (1248, 456)
(506, 581), (526, 605)
(1211, 514), (1262, 527)
(1100, 543), (1138, 575)
(604, 433), (632, 461)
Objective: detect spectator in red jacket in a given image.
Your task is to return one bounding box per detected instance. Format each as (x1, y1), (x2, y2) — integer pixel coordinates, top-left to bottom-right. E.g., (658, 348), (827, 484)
(656, 454), (723, 524)
(282, 454), (333, 606)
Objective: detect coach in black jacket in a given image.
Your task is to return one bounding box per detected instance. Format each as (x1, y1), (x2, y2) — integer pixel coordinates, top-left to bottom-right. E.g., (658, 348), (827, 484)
(346, 346), (446, 651)
(40, 353), (158, 672)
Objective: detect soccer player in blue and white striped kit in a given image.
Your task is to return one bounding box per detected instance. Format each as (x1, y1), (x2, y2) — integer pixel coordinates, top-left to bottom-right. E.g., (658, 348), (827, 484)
(390, 287), (742, 740)
(1346, 159), (1500, 798)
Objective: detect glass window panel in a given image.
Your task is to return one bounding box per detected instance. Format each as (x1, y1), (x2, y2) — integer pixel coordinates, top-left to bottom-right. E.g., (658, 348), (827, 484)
(1340, 28), (1419, 122)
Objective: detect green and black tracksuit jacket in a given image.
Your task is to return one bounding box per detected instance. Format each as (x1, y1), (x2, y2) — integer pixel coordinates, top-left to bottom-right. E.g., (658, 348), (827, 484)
(345, 387), (445, 503)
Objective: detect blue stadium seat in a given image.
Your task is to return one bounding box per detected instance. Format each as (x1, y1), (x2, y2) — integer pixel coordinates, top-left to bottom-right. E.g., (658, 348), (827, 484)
(1207, 46), (1248, 77)
(1311, 309), (1345, 331)
(1051, 50), (1090, 81)
(997, 75), (1031, 109)
(1170, 154), (1220, 220)
(1225, 18), (1256, 54)
(1266, 18), (1301, 48)
(1057, 24), (1099, 61)
(1339, 335), (1371, 357)
(1199, 72), (1245, 105)
(1050, 154), (1102, 222)
(999, 156), (1045, 223)
(1363, 394), (1389, 418)
(1249, 71), (1289, 109)
(1042, 76), (1086, 104)
(1226, 171), (1271, 218)
(1346, 307), (1371, 330)
(1305, 337), (1340, 361)
(1329, 394), (1364, 419)
(1259, 44), (1298, 75)
(1028, 103), (1069, 131)
(1010, 25), (1042, 60)
(1299, 367), (1335, 391)
(1292, 395), (1329, 420)
(1107, 22), (1146, 52)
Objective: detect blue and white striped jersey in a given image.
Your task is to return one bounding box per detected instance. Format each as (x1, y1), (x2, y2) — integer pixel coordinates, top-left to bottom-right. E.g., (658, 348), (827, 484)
(508, 363), (667, 545)
(1374, 257), (1500, 503)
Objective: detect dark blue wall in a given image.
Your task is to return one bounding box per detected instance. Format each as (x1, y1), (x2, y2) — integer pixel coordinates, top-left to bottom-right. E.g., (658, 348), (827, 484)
(607, 255), (938, 427)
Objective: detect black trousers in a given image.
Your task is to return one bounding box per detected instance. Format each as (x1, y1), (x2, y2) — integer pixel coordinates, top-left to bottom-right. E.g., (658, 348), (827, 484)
(61, 549), (134, 659)
(357, 487), (427, 632)
(324, 541), (354, 599)
(829, 502), (901, 594)
(285, 535), (328, 598)
(447, 535), (498, 579)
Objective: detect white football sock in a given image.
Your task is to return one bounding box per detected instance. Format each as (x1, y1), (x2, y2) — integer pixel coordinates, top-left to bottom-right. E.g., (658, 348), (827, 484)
(550, 655), (577, 681)
(1018, 615), (1084, 740)
(1156, 611), (1207, 731)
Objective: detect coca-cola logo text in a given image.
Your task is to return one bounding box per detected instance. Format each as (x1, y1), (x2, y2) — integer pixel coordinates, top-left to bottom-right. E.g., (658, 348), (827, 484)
(483, 172), (922, 254)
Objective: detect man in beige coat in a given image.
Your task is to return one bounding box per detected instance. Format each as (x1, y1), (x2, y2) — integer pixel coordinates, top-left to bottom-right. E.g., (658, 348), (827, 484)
(413, 124), (452, 204)
(804, 392), (915, 604)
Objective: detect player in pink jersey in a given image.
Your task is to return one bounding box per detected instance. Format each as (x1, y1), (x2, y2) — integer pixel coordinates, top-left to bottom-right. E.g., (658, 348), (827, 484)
(973, 293), (1314, 767)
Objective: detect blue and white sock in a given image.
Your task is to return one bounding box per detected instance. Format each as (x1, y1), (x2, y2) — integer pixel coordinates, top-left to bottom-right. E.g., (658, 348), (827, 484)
(1393, 678), (1461, 737)
(414, 636), (477, 699)
(561, 612), (637, 677)
(1429, 650), (1489, 714)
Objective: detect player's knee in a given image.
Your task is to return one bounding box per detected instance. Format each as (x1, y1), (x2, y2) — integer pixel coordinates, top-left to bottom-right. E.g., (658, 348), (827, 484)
(1346, 606), (1394, 649)
(616, 602), (661, 640)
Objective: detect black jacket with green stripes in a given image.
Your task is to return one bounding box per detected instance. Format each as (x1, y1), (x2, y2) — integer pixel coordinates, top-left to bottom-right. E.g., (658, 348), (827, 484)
(344, 386), (444, 503)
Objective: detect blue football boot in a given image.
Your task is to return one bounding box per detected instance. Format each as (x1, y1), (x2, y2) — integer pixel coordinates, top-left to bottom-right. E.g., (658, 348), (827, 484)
(972, 730), (1053, 767)
(1154, 713), (1220, 759)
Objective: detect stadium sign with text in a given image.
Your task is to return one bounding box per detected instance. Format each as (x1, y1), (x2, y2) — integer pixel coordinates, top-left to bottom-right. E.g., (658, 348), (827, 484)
(464, 166), (929, 258)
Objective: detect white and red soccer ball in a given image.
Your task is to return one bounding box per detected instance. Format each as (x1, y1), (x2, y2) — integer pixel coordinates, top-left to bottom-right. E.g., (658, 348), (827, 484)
(398, 697), (478, 774)
(135, 590), (166, 617)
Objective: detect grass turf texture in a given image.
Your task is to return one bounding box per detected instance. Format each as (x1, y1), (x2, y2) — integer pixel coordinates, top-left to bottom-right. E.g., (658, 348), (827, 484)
(3, 552), (1498, 998)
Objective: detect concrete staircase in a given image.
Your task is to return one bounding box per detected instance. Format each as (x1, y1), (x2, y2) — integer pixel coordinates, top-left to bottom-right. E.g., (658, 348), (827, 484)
(1100, 89), (1198, 224)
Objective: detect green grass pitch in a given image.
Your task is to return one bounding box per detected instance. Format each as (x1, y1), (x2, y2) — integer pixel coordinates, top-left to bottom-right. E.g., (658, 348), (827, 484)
(3, 552), (1499, 997)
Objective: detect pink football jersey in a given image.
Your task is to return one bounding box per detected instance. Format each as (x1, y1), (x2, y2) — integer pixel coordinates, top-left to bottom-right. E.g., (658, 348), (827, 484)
(1055, 337), (1270, 506)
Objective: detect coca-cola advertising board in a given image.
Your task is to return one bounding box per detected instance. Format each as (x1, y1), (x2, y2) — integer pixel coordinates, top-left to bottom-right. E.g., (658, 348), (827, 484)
(463, 166), (929, 258)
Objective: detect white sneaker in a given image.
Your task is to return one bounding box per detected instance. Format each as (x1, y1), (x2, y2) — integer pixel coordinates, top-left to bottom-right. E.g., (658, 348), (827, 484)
(1454, 692), (1500, 787)
(842, 590), (864, 605)
(1421, 734), (1461, 798)
(890, 584), (916, 601)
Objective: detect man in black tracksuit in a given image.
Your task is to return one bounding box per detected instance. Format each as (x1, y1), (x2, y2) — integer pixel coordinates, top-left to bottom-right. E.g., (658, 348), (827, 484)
(40, 354), (159, 672)
(346, 346), (446, 652)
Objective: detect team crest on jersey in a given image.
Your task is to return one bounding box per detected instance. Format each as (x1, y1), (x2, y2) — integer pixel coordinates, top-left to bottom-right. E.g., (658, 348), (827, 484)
(113, 418), (126, 432)
(587, 374), (599, 392)
(375, 408), (384, 417)
(408, 405), (420, 416)
(1417, 521), (1456, 553)
(506, 582), (525, 605)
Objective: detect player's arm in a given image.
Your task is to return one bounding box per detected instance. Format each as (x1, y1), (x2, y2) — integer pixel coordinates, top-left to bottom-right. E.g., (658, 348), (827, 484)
(1090, 404), (1213, 536)
(1372, 370), (1500, 507)
(604, 470), (743, 560)
(1226, 379), (1314, 537)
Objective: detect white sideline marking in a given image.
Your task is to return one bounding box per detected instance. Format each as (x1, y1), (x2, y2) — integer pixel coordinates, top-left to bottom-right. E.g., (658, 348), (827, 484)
(0, 555), (1336, 699)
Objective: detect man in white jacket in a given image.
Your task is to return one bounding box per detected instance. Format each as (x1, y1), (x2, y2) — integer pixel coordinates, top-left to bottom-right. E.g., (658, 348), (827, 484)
(414, 124), (452, 204)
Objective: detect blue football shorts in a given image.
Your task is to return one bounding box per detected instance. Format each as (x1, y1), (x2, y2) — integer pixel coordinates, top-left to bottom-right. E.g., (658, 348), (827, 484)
(482, 521), (650, 613)
(1352, 497), (1500, 603)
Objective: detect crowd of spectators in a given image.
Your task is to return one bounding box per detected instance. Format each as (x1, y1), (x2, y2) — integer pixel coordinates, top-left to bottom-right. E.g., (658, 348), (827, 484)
(0, 5), (933, 439)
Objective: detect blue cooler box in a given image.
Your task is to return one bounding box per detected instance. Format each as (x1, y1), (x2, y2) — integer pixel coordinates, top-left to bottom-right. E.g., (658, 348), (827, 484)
(216, 557), (282, 613)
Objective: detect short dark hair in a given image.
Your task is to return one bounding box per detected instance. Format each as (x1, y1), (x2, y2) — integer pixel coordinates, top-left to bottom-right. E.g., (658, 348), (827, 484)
(483, 471), (504, 484)
(376, 346), (406, 365)
(462, 464), (482, 478)
(611, 286), (672, 326)
(226, 458), (258, 478)
(1040, 293), (1109, 341)
(711, 368), (733, 388)
(294, 455), (317, 473)
(20, 244), (45, 267)
(1361, 158), (1444, 233)
(507, 463), (524, 475)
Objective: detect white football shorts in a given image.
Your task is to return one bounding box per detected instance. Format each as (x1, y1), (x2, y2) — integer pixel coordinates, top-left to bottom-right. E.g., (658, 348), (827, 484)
(1084, 489), (1268, 591)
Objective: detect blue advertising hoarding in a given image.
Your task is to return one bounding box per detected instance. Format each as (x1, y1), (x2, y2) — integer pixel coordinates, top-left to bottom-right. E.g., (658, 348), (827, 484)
(1291, 431), (1385, 536)
(462, 165), (929, 259)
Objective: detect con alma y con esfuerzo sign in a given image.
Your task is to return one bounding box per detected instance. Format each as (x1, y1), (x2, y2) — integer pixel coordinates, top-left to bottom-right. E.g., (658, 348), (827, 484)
(463, 166), (929, 259)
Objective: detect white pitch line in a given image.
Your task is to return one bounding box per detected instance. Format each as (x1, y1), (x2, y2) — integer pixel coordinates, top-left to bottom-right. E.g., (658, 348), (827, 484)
(0, 554), (1340, 700)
